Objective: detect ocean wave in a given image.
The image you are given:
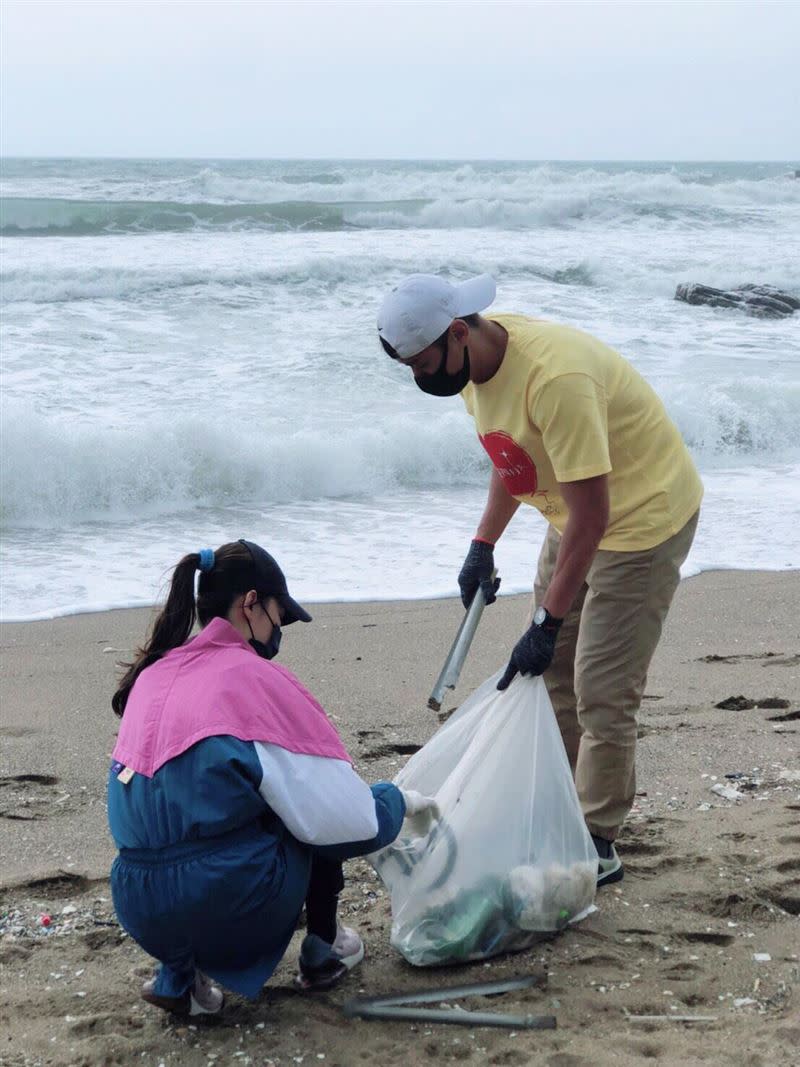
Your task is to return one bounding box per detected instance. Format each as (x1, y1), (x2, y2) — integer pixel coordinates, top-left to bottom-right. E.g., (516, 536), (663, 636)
(0, 194), (771, 237)
(0, 403), (485, 526)
(202, 164), (800, 212)
(663, 377), (800, 461)
(3, 166), (798, 236)
(0, 255), (392, 303)
(4, 160), (799, 206)
(3, 382), (799, 528)
(0, 197), (355, 236)
(0, 254), (603, 304)
(7, 256), (798, 312)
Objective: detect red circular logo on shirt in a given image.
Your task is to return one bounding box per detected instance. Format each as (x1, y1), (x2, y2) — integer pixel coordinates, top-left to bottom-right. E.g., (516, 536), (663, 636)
(479, 432), (538, 495)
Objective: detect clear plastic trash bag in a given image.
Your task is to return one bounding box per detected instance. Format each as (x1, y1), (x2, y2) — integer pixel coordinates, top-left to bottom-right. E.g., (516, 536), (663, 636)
(370, 670), (597, 966)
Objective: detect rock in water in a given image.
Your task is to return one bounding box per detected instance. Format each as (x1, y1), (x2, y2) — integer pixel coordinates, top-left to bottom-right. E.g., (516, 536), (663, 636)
(675, 283), (799, 318)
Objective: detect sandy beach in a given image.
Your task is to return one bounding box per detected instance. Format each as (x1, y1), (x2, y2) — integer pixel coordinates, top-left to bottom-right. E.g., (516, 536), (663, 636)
(1, 569), (798, 1066)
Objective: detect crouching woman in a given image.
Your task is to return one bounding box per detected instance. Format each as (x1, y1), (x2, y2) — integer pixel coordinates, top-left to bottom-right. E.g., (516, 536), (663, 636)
(108, 539), (429, 1016)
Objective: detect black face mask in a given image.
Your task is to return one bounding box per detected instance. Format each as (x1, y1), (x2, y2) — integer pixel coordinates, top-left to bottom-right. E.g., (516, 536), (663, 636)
(247, 619), (282, 660)
(415, 345), (471, 397)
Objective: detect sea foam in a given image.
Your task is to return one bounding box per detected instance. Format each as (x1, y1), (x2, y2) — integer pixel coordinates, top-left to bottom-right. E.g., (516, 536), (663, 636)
(3, 379), (799, 530)
(3, 165), (799, 236)
(2, 158), (798, 619)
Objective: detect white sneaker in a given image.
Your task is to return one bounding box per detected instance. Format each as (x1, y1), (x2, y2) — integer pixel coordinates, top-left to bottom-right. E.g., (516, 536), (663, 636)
(141, 969), (224, 1017)
(190, 971), (224, 1015)
(331, 924), (365, 970)
(297, 924), (364, 991)
(592, 834), (624, 888)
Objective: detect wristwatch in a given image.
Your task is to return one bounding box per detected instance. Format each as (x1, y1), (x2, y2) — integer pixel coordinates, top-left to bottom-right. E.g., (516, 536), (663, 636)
(533, 606), (563, 631)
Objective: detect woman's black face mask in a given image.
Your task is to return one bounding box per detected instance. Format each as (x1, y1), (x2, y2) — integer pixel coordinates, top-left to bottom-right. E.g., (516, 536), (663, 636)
(246, 602), (282, 660)
(249, 624), (281, 661)
(415, 345), (471, 397)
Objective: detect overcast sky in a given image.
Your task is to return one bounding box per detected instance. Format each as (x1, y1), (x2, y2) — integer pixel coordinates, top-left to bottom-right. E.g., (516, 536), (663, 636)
(2, 0), (798, 159)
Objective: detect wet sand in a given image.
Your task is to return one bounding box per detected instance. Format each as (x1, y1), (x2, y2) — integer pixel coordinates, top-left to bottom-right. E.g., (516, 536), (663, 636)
(1, 570), (799, 1066)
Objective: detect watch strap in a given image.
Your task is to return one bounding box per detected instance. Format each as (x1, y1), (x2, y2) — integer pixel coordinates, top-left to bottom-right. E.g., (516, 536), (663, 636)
(535, 607), (563, 632)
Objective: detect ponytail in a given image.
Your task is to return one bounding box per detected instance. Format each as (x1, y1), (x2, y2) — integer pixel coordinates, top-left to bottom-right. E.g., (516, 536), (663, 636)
(112, 540), (262, 717)
(112, 553), (200, 717)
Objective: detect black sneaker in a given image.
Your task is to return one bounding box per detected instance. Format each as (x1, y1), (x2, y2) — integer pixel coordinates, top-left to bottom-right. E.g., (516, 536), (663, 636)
(592, 833), (624, 887)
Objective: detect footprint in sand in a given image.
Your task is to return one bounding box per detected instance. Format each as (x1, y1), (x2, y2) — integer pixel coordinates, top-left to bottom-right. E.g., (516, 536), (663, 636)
(764, 887), (800, 915)
(82, 927), (125, 951)
(765, 840), (800, 915)
(0, 774), (60, 820)
(617, 821), (688, 879)
(10, 870), (94, 898)
(0, 943), (32, 965)
(0, 726), (38, 739)
(362, 741), (423, 760)
(67, 1013), (115, 1037)
(616, 840), (663, 857)
(572, 950), (627, 967)
(0, 774), (90, 821)
(686, 888), (774, 922)
(661, 960), (704, 979)
(675, 931), (735, 946)
(488, 1050), (529, 1066)
(619, 833), (710, 879)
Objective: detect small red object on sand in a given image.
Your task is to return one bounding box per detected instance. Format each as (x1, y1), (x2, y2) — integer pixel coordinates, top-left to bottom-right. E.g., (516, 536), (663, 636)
(41, 914), (52, 927)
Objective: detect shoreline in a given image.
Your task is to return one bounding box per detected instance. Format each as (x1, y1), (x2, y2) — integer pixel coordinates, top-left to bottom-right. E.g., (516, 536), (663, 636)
(2, 563), (798, 626)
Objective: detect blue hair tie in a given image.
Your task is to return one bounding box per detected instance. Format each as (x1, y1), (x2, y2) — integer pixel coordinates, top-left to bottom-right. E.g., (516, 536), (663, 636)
(198, 548), (215, 573)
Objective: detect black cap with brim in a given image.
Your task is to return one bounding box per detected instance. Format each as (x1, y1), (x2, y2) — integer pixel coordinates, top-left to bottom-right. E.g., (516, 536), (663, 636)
(277, 594), (312, 625)
(238, 539), (312, 625)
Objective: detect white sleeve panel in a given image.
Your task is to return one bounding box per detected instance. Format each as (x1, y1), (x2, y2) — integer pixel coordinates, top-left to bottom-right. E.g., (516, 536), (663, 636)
(254, 742), (379, 846)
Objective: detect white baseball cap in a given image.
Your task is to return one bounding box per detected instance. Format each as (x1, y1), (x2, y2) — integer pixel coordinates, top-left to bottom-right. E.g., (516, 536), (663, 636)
(377, 273), (496, 359)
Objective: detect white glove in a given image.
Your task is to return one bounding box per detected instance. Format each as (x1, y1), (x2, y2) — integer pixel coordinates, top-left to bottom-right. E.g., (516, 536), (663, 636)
(400, 789), (441, 837)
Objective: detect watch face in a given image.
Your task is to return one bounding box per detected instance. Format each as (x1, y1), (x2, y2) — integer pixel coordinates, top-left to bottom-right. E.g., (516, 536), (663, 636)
(533, 606), (546, 626)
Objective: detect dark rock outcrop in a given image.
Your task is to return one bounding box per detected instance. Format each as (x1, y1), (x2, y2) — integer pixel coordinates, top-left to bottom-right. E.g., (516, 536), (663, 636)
(675, 283), (799, 319)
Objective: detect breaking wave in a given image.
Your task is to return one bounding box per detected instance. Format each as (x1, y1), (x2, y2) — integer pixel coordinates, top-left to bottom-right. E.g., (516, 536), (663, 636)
(0, 402), (483, 526)
(3, 381), (799, 528)
(3, 165), (798, 236)
(1, 255), (603, 304)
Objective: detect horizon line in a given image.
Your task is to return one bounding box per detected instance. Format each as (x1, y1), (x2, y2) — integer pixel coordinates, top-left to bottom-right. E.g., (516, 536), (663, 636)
(2, 154), (798, 165)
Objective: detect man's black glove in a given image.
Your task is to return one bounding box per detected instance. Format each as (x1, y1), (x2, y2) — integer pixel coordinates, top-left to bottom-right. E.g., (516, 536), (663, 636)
(457, 539), (500, 609)
(497, 609), (563, 691)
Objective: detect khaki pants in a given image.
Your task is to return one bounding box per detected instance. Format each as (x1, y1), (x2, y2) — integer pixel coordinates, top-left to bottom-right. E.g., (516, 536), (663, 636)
(532, 511), (699, 841)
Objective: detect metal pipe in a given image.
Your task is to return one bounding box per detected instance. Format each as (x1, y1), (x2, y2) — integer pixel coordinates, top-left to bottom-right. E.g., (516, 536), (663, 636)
(349, 974), (539, 1006)
(428, 570), (497, 711)
(347, 1004), (556, 1029)
(342, 973), (555, 1029)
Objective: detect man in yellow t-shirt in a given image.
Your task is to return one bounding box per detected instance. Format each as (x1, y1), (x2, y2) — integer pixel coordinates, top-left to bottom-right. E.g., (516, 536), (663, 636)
(377, 274), (702, 888)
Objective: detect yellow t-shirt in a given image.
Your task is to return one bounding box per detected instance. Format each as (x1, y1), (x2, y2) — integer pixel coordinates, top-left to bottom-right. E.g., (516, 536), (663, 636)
(461, 314), (703, 551)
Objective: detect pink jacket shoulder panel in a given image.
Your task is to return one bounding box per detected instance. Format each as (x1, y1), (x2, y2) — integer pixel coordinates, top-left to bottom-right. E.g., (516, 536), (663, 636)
(112, 617), (350, 777)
